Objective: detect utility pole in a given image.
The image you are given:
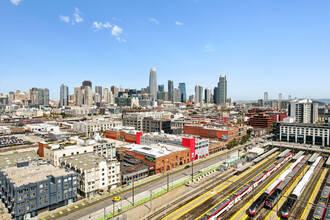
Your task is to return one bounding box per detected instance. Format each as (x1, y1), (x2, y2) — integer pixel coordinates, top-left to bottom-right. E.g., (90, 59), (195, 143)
(167, 173), (169, 191)
(104, 207), (106, 220)
(191, 159), (194, 182)
(150, 190), (152, 211)
(132, 178), (135, 206)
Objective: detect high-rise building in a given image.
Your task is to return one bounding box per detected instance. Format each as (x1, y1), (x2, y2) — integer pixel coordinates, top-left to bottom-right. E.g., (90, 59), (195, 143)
(288, 95), (292, 101)
(178, 83), (186, 103)
(195, 85), (203, 104)
(82, 80), (92, 88)
(74, 87), (83, 106)
(204, 88), (211, 103)
(189, 95), (194, 103)
(288, 99), (319, 124)
(95, 86), (102, 100)
(158, 85), (164, 92)
(218, 75), (227, 107)
(83, 86), (93, 105)
(30, 88), (49, 106)
(173, 88), (181, 103)
(149, 67), (157, 100)
(213, 87), (218, 104)
(111, 86), (119, 98)
(279, 93), (282, 101)
(168, 80), (174, 102)
(264, 92), (268, 107)
(60, 84), (69, 107)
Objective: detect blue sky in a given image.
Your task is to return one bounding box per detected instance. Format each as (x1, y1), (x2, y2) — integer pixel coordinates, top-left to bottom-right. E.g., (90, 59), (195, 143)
(1, 0), (330, 100)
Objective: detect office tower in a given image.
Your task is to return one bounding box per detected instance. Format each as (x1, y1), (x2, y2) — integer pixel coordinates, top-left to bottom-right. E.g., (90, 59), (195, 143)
(218, 75), (227, 107)
(103, 87), (110, 103)
(288, 99), (319, 123)
(95, 86), (102, 100)
(288, 95), (292, 101)
(204, 88), (211, 103)
(74, 87), (83, 106)
(173, 88), (181, 102)
(30, 88), (39, 105)
(264, 92), (268, 107)
(60, 84), (69, 107)
(178, 83), (186, 103)
(149, 67), (157, 100)
(8, 91), (15, 101)
(30, 88), (49, 106)
(189, 95), (195, 103)
(258, 99), (264, 106)
(82, 80), (92, 88)
(94, 93), (101, 105)
(83, 86), (93, 105)
(213, 87), (218, 104)
(111, 86), (119, 98)
(279, 93), (282, 101)
(168, 80), (174, 102)
(195, 85), (203, 104)
(158, 85), (164, 92)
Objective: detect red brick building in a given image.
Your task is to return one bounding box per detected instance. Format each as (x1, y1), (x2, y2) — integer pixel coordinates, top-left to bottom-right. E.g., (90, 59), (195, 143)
(106, 128), (142, 143)
(249, 113), (273, 128)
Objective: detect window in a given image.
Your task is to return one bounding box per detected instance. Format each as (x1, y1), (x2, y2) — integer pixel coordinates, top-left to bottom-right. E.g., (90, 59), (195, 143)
(31, 187), (36, 191)
(40, 196), (43, 200)
(63, 154), (66, 157)
(19, 209), (23, 213)
(19, 196), (23, 200)
(31, 199), (36, 203)
(24, 194), (29, 198)
(39, 184), (43, 189)
(26, 206), (30, 211)
(58, 179), (61, 183)
(31, 205), (35, 209)
(18, 203), (23, 207)
(45, 195), (48, 199)
(45, 183), (48, 187)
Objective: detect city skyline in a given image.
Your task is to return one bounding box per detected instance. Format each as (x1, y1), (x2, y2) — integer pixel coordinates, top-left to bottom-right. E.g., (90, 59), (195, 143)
(1, 0), (330, 100)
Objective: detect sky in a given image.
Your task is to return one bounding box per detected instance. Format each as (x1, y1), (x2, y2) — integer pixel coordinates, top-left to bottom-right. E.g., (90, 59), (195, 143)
(1, 0), (330, 101)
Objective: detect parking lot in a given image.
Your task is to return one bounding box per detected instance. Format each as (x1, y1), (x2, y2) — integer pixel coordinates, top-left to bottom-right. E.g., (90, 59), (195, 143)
(0, 136), (29, 147)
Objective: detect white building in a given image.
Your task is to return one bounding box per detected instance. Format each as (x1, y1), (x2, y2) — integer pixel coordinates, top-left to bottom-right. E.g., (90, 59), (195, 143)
(25, 123), (60, 133)
(64, 106), (97, 116)
(288, 99), (319, 124)
(73, 119), (122, 136)
(60, 153), (120, 197)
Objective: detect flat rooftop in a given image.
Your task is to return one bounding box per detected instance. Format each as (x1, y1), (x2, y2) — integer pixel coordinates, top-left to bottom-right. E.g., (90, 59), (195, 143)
(0, 151), (39, 169)
(61, 153), (108, 170)
(2, 162), (74, 187)
(125, 143), (188, 158)
(142, 132), (207, 142)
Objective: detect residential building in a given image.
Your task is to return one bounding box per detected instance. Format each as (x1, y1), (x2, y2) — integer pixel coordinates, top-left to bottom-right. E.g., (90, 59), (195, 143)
(195, 85), (203, 104)
(0, 162), (77, 220)
(60, 153), (120, 197)
(149, 67), (157, 100)
(279, 123), (330, 146)
(73, 120), (122, 136)
(249, 113), (273, 128)
(288, 99), (319, 123)
(59, 84), (69, 107)
(218, 75), (227, 107)
(83, 86), (93, 106)
(205, 88), (211, 103)
(95, 86), (102, 100)
(64, 106), (97, 116)
(111, 86), (118, 98)
(158, 85), (164, 92)
(173, 88), (181, 103)
(82, 80), (92, 88)
(0, 151), (40, 169)
(74, 87), (83, 106)
(106, 127), (142, 143)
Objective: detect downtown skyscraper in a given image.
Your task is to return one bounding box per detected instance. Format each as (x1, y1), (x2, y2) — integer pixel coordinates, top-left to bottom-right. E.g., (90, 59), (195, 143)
(178, 83), (186, 103)
(168, 80), (174, 102)
(195, 85), (203, 104)
(59, 84), (69, 107)
(218, 75), (227, 107)
(149, 67), (157, 100)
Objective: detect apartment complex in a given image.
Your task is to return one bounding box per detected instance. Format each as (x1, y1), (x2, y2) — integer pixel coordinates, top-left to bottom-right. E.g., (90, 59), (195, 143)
(249, 113), (273, 128)
(73, 120), (122, 136)
(60, 153), (120, 197)
(0, 162), (77, 220)
(288, 99), (319, 123)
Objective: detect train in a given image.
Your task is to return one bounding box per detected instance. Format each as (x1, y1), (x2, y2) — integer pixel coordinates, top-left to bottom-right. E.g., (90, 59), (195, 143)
(312, 175), (330, 220)
(279, 156), (323, 218)
(247, 155), (305, 216)
(200, 152), (293, 220)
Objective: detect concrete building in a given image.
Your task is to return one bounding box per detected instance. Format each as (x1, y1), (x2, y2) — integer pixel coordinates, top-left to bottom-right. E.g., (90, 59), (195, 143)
(64, 106), (97, 116)
(195, 85), (203, 104)
(279, 123), (330, 146)
(95, 86), (102, 100)
(149, 67), (157, 100)
(111, 86), (118, 98)
(60, 153), (120, 197)
(74, 87), (83, 106)
(82, 80), (92, 88)
(173, 88), (181, 103)
(249, 113), (273, 128)
(205, 88), (211, 103)
(83, 86), (93, 106)
(123, 111), (171, 131)
(139, 132), (209, 161)
(218, 75), (227, 107)
(124, 143), (190, 174)
(0, 151), (40, 169)
(106, 127), (141, 143)
(60, 84), (69, 107)
(288, 99), (319, 123)
(168, 80), (173, 102)
(73, 119), (122, 136)
(0, 162), (77, 220)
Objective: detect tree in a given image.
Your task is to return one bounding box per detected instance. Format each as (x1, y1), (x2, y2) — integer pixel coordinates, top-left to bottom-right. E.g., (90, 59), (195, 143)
(228, 139), (238, 149)
(240, 135), (250, 144)
(247, 128), (253, 136)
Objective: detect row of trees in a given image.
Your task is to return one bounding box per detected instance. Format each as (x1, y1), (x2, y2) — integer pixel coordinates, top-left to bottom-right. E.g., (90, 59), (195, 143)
(228, 128), (253, 149)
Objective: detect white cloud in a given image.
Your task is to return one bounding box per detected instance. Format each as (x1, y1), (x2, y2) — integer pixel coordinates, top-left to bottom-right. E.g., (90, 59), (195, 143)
(175, 21), (184, 26)
(73, 7), (83, 24)
(59, 15), (70, 23)
(92, 21), (112, 31)
(10, 0), (22, 6)
(111, 25), (123, 36)
(150, 18), (159, 25)
(203, 45), (216, 52)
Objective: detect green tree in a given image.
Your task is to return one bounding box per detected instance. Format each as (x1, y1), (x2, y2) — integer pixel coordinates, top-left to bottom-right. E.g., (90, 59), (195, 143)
(247, 128), (253, 136)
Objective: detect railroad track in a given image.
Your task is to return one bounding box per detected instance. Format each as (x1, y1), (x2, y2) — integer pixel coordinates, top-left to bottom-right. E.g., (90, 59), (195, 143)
(175, 157), (278, 220)
(222, 160), (291, 220)
(144, 170), (234, 220)
(289, 166), (324, 220)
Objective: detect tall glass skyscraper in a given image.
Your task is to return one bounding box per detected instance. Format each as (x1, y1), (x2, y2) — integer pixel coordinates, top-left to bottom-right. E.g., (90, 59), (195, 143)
(60, 84), (69, 107)
(218, 75), (227, 107)
(168, 80), (173, 102)
(149, 67), (157, 100)
(178, 83), (186, 103)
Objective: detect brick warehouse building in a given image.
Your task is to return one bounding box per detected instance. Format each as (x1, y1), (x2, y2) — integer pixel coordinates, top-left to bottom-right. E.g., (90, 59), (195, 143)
(124, 143), (190, 174)
(183, 124), (243, 143)
(105, 127), (142, 143)
(249, 113), (273, 128)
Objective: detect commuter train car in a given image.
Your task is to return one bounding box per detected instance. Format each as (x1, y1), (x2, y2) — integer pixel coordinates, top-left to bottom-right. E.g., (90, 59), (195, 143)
(312, 185), (330, 219)
(279, 156), (323, 218)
